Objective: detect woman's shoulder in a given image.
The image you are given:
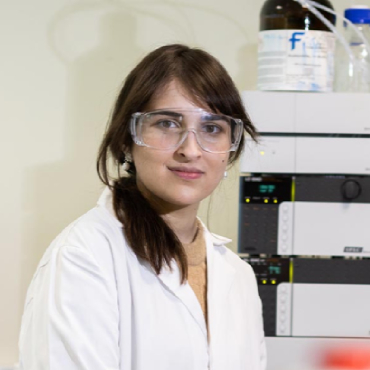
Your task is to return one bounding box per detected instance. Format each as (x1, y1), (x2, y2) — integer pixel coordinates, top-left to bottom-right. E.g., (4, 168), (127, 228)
(57, 204), (122, 249)
(35, 195), (125, 281)
(54, 187), (122, 251)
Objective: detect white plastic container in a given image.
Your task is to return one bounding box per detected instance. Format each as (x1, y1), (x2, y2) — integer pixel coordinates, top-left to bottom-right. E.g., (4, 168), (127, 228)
(334, 6), (370, 92)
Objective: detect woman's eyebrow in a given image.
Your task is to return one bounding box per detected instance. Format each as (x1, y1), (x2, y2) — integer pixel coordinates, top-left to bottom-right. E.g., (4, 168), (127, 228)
(201, 113), (226, 121)
(149, 110), (182, 118)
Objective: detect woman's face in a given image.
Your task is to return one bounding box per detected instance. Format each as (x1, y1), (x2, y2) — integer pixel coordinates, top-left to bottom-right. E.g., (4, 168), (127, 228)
(131, 80), (230, 212)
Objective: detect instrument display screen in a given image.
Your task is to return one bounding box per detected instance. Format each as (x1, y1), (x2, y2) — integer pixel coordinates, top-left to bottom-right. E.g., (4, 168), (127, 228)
(242, 257), (290, 285)
(241, 176), (293, 204)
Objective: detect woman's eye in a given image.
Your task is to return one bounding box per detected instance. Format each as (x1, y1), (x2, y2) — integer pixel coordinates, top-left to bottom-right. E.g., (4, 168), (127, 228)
(202, 123), (222, 134)
(156, 120), (179, 129)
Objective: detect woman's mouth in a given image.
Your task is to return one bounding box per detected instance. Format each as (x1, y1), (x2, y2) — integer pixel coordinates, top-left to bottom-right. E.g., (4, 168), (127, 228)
(168, 167), (204, 180)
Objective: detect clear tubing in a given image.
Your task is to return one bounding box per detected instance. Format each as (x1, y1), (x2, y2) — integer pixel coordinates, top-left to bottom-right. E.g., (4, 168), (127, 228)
(293, 0), (355, 64)
(309, 0), (370, 55)
(294, 0), (370, 77)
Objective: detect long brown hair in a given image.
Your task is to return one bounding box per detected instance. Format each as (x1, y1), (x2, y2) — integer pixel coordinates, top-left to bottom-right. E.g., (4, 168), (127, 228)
(97, 44), (257, 283)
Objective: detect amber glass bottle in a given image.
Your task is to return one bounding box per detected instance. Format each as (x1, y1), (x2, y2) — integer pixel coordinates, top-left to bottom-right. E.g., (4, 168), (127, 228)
(258, 0), (336, 92)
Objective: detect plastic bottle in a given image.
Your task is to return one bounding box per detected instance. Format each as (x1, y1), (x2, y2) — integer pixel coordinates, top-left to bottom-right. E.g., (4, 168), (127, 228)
(334, 6), (370, 93)
(258, 0), (336, 92)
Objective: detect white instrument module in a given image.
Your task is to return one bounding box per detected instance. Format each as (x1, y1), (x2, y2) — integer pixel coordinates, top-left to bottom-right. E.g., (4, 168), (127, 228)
(239, 92), (370, 370)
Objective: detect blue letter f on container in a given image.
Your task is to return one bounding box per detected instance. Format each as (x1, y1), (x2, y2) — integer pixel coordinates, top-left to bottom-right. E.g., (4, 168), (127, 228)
(289, 32), (305, 50)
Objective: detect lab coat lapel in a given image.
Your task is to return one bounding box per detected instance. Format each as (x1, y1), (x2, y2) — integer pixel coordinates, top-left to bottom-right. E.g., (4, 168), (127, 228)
(157, 261), (207, 338)
(206, 231), (236, 342)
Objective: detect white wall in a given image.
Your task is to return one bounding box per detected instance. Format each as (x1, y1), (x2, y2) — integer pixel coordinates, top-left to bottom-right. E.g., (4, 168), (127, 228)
(0, 0), (357, 366)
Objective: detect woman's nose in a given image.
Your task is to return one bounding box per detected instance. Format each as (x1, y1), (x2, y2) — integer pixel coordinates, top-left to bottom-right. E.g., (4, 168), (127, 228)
(176, 130), (202, 159)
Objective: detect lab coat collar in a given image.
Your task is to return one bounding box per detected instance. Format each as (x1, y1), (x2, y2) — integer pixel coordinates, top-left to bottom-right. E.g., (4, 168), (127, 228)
(205, 227), (236, 344)
(157, 222), (236, 343)
(198, 220), (237, 342)
(97, 186), (110, 204)
(98, 187), (236, 341)
(97, 186), (122, 227)
(198, 219), (232, 247)
(97, 186), (115, 215)
(157, 260), (208, 338)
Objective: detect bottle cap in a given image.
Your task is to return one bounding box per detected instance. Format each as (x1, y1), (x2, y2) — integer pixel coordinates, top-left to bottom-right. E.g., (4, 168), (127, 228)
(344, 6), (370, 25)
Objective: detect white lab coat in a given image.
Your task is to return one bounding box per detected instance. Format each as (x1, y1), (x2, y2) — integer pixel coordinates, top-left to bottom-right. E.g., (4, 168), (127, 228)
(19, 188), (266, 370)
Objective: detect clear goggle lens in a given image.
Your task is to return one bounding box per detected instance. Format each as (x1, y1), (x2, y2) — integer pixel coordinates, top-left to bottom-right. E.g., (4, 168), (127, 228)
(130, 109), (243, 153)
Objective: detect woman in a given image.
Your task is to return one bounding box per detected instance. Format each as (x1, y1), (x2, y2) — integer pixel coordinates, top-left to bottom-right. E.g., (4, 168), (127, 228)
(19, 44), (266, 370)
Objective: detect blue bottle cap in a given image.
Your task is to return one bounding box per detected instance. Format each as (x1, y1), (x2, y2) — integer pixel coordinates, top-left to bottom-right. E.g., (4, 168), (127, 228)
(344, 6), (370, 25)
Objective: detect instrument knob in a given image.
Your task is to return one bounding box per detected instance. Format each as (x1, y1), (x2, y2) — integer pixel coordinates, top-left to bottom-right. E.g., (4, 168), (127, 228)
(341, 180), (361, 200)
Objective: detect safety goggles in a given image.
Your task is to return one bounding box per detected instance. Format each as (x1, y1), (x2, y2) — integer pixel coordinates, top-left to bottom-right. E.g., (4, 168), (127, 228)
(130, 108), (243, 153)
